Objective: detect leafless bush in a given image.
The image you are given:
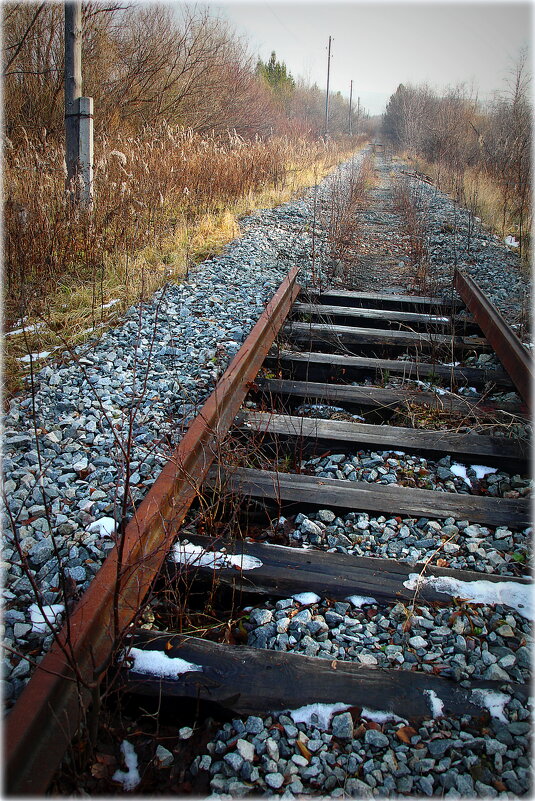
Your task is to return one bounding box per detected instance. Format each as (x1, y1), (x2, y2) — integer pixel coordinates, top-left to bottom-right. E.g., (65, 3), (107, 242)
(393, 177), (432, 293)
(322, 153), (375, 278)
(382, 57), (532, 259)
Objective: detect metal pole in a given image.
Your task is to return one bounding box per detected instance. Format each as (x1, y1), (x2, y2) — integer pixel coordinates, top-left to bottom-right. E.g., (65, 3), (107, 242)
(65, 1), (82, 191)
(349, 79), (353, 136)
(324, 36), (331, 139)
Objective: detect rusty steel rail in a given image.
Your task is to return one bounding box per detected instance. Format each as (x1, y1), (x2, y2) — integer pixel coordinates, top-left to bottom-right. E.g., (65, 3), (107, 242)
(5, 266), (301, 795)
(454, 268), (532, 409)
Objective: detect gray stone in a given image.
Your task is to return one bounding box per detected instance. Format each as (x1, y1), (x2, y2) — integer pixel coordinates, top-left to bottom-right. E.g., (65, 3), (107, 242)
(244, 716), (264, 734)
(483, 664), (511, 681)
(235, 738), (255, 762)
(331, 711), (354, 740)
(300, 519), (323, 538)
(409, 635), (427, 648)
(155, 745), (174, 767)
(419, 776), (434, 796)
(223, 751), (243, 772)
(265, 772), (284, 790)
(427, 739), (451, 758)
(508, 721), (530, 735)
(13, 623), (32, 639)
(344, 778), (372, 796)
(364, 729), (389, 748)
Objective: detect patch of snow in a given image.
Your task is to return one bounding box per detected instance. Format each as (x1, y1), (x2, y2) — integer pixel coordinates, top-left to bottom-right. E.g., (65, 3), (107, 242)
(126, 647), (203, 679)
(361, 708), (407, 724)
(79, 323), (105, 335)
(87, 516), (117, 537)
(429, 316), (450, 322)
(471, 464), (498, 480)
(18, 351), (52, 363)
(5, 322), (46, 336)
(292, 592), (321, 605)
(346, 594), (377, 607)
(113, 740), (140, 791)
(424, 689), (444, 717)
(441, 362), (460, 367)
(415, 379), (446, 396)
(392, 450), (405, 456)
(101, 298), (121, 309)
(309, 404), (345, 412)
(171, 541), (262, 571)
(450, 462), (471, 485)
(471, 689), (510, 723)
(289, 702), (350, 730)
(504, 235), (519, 247)
(30, 603), (65, 633)
(403, 573), (532, 619)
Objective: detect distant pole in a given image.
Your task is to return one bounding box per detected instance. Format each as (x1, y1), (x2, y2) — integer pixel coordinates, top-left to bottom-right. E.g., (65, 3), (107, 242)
(349, 80), (353, 136)
(324, 36), (331, 139)
(65, 1), (93, 207)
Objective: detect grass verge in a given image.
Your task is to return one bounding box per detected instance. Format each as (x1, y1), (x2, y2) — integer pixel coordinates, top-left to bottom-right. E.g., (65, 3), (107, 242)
(4, 135), (364, 399)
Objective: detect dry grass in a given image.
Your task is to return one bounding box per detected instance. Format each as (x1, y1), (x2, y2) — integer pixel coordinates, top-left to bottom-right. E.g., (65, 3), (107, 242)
(4, 127), (361, 397)
(409, 155), (532, 268)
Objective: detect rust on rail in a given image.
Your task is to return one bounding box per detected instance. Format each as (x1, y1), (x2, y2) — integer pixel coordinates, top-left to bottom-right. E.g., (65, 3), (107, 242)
(5, 266), (301, 795)
(453, 268), (532, 409)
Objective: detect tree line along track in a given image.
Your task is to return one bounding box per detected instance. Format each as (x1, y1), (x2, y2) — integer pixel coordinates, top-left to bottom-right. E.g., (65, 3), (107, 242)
(5, 267), (532, 794)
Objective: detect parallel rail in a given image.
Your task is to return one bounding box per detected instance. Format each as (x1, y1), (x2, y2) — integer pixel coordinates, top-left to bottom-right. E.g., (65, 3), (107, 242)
(5, 267), (300, 795)
(454, 268), (532, 408)
(5, 267), (532, 793)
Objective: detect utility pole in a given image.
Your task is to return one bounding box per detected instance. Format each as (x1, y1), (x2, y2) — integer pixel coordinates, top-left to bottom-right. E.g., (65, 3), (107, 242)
(349, 79), (353, 136)
(324, 35), (331, 139)
(65, 1), (93, 207)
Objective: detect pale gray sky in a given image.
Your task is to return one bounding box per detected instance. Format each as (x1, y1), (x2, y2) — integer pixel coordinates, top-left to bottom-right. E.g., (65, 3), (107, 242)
(210, 1), (533, 114)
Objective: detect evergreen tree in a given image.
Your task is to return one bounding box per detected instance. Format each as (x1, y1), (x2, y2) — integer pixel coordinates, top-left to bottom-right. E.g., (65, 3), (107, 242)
(256, 51), (295, 101)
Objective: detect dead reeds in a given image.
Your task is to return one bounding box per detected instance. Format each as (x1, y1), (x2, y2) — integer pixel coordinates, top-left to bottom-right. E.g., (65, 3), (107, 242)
(4, 126), (359, 396)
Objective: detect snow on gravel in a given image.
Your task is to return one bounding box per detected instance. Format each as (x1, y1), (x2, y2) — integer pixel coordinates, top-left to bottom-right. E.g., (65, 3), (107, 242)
(288, 702), (351, 730)
(403, 573), (533, 620)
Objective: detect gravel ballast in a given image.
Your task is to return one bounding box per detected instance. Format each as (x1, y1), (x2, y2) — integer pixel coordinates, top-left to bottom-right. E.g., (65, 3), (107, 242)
(3, 151), (531, 798)
(2, 153), (367, 707)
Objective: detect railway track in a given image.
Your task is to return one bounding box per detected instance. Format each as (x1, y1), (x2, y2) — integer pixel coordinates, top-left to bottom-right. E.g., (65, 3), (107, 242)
(6, 266), (532, 795)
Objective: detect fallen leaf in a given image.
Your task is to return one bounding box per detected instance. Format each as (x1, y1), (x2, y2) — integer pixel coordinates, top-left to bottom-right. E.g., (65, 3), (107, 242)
(296, 740), (311, 762)
(366, 721), (382, 731)
(95, 753), (116, 765)
(396, 725), (417, 744)
(331, 660), (337, 670)
(91, 763), (108, 779)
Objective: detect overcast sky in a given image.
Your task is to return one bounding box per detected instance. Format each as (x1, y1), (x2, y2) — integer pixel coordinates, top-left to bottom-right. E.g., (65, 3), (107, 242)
(209, 1), (532, 114)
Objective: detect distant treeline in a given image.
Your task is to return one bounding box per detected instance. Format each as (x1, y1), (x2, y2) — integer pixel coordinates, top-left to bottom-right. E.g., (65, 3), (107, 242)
(381, 58), (532, 254)
(3, 3), (369, 141)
